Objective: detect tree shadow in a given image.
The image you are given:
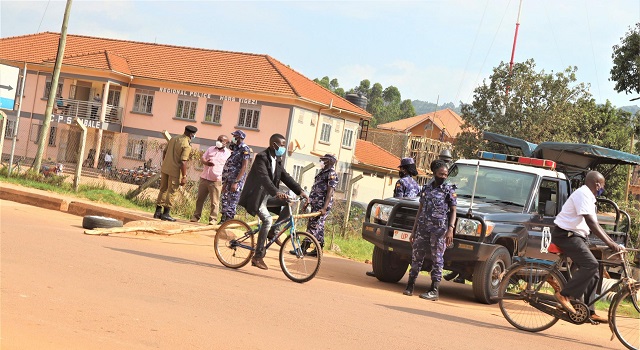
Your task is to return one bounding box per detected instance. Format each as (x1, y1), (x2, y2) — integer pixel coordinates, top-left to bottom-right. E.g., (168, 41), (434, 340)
(378, 304), (620, 350)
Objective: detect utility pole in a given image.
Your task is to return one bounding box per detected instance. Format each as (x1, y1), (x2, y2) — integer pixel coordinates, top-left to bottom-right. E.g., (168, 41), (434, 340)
(33, 0), (72, 174)
(505, 0), (523, 97)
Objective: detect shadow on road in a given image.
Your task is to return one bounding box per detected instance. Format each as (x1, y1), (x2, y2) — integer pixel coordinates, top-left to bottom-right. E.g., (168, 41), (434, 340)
(105, 247), (284, 282)
(315, 254), (478, 304)
(379, 304), (619, 350)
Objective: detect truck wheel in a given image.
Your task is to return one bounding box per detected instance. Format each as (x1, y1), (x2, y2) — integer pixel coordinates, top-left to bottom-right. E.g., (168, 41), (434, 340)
(472, 246), (511, 304)
(82, 215), (123, 230)
(372, 246), (409, 283)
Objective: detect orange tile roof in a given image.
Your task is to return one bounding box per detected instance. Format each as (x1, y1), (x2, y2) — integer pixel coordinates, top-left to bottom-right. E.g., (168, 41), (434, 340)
(377, 108), (464, 137)
(42, 50), (132, 75)
(0, 32), (370, 118)
(354, 139), (401, 170)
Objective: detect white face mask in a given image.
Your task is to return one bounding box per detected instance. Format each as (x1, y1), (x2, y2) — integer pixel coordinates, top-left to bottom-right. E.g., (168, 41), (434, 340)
(231, 137), (238, 144)
(190, 134), (195, 141)
(319, 160), (325, 168)
(215, 141), (224, 149)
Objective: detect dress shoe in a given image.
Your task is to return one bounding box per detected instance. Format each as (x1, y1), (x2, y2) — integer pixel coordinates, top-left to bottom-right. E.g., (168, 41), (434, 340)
(251, 257), (268, 270)
(554, 292), (576, 313)
(161, 214), (176, 222)
(590, 313), (608, 323)
(366, 271), (376, 277)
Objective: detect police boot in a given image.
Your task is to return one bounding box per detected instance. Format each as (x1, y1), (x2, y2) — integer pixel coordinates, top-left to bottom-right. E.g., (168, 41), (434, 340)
(153, 206), (163, 219)
(160, 207), (176, 222)
(419, 281), (440, 301)
(403, 276), (416, 296)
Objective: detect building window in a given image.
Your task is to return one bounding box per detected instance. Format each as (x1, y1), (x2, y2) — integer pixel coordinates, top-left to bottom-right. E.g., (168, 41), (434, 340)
(205, 103), (222, 123)
(336, 172), (349, 192)
(320, 123), (331, 143)
(44, 78), (64, 99)
(126, 138), (147, 160)
(4, 120), (15, 139)
(29, 124), (56, 146)
(176, 98), (197, 120)
(48, 126), (57, 146)
(107, 90), (121, 106)
(342, 128), (354, 148)
(292, 164), (303, 183)
(132, 89), (154, 114)
(238, 107), (260, 129)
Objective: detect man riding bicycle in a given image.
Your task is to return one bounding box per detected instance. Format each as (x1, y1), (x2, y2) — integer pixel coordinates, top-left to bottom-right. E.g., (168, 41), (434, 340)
(238, 133), (309, 270)
(552, 171), (623, 323)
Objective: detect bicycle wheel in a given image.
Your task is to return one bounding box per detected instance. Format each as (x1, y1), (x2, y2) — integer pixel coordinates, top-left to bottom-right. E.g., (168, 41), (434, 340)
(498, 263), (565, 332)
(214, 219), (255, 268)
(610, 283), (640, 350)
(279, 232), (322, 283)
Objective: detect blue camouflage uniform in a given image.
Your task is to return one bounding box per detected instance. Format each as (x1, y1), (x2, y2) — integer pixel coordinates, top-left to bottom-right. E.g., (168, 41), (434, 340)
(220, 142), (251, 220)
(307, 167), (339, 247)
(408, 180), (457, 283)
(394, 175), (420, 198)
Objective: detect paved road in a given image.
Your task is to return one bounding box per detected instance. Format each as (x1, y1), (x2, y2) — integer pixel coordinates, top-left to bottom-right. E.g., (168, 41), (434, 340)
(1, 200), (625, 349)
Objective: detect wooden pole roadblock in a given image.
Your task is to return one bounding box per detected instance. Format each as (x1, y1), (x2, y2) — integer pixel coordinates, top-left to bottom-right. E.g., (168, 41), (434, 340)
(84, 212), (321, 236)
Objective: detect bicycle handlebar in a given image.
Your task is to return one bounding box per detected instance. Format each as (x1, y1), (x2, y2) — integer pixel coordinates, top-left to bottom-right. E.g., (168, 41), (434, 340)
(606, 247), (639, 260)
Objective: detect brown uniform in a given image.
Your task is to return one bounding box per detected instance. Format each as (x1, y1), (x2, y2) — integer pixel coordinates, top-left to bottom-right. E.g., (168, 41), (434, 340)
(156, 134), (191, 208)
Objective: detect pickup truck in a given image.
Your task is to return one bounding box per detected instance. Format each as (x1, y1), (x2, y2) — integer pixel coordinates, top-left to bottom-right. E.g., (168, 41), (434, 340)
(362, 138), (639, 304)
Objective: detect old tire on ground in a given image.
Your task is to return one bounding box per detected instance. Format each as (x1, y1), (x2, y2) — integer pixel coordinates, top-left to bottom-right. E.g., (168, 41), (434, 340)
(472, 246), (511, 304)
(372, 246), (409, 283)
(82, 215), (124, 230)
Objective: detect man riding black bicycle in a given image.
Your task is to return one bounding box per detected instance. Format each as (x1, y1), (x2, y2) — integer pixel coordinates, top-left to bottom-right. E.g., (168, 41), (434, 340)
(238, 133), (309, 270)
(552, 171), (624, 323)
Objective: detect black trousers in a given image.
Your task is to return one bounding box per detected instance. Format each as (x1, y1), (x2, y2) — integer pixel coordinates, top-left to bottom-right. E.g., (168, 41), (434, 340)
(551, 226), (599, 312)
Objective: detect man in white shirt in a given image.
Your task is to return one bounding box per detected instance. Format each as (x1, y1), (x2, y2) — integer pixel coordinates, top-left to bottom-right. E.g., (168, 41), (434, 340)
(103, 151), (113, 171)
(552, 171), (623, 323)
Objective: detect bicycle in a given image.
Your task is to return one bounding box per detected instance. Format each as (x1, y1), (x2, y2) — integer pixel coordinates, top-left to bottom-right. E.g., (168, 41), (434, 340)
(213, 198), (322, 283)
(497, 243), (640, 349)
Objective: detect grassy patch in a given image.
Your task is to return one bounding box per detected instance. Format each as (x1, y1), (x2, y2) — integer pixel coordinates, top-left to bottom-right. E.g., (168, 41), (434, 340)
(326, 235), (374, 262)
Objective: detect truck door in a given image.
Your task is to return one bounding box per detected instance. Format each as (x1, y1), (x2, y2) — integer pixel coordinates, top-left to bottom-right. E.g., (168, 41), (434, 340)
(524, 178), (561, 260)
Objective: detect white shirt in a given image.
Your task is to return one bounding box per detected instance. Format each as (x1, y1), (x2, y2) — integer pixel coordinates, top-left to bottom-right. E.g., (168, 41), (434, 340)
(269, 154), (276, 177)
(104, 153), (113, 162)
(554, 185), (596, 238)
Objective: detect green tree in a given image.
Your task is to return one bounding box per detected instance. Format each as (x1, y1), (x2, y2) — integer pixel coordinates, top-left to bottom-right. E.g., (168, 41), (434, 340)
(313, 76), (346, 97)
(456, 59), (636, 202)
(455, 59), (595, 158)
(610, 23), (640, 96)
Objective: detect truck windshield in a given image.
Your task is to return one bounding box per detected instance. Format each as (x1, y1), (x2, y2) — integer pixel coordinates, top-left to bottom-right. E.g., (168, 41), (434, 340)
(448, 164), (536, 207)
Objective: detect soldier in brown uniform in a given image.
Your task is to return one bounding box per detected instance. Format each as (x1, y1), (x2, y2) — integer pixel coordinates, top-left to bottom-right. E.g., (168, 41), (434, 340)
(154, 125), (197, 221)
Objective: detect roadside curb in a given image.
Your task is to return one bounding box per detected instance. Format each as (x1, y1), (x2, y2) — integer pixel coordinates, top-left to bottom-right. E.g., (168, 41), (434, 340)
(0, 183), (149, 224)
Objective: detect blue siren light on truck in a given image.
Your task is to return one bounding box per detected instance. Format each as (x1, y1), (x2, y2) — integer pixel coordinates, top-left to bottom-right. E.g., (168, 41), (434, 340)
(477, 151), (556, 170)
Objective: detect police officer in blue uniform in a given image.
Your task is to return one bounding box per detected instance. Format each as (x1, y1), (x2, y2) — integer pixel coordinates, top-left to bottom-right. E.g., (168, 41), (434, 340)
(403, 159), (457, 301)
(366, 157), (421, 277)
(394, 157), (420, 198)
(303, 154), (339, 256)
(219, 130), (251, 224)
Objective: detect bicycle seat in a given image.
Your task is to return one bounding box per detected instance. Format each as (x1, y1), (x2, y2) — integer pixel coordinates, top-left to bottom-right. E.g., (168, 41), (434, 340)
(548, 243), (563, 254)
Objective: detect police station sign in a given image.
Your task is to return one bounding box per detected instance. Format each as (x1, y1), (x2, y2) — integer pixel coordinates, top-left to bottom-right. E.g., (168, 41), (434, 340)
(159, 87), (258, 105)
(51, 114), (110, 130)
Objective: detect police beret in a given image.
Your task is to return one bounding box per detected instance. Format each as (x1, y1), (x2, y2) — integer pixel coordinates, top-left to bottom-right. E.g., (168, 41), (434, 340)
(231, 130), (246, 139)
(185, 125), (198, 133)
(320, 154), (337, 162)
(399, 157), (415, 167)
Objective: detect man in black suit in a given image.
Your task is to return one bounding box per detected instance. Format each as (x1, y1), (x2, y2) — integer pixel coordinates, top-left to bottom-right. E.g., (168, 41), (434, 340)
(238, 133), (308, 270)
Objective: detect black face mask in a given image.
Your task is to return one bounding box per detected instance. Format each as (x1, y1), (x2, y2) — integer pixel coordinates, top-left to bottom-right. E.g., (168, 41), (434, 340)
(434, 177), (445, 185)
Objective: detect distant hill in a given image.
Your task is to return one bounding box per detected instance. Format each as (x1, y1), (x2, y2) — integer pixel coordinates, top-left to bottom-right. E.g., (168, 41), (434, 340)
(412, 100), (462, 115)
(412, 100), (638, 116)
(620, 105), (639, 114)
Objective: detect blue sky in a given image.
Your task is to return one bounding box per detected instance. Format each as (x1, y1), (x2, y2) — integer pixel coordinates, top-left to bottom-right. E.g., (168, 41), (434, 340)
(1, 0), (639, 108)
